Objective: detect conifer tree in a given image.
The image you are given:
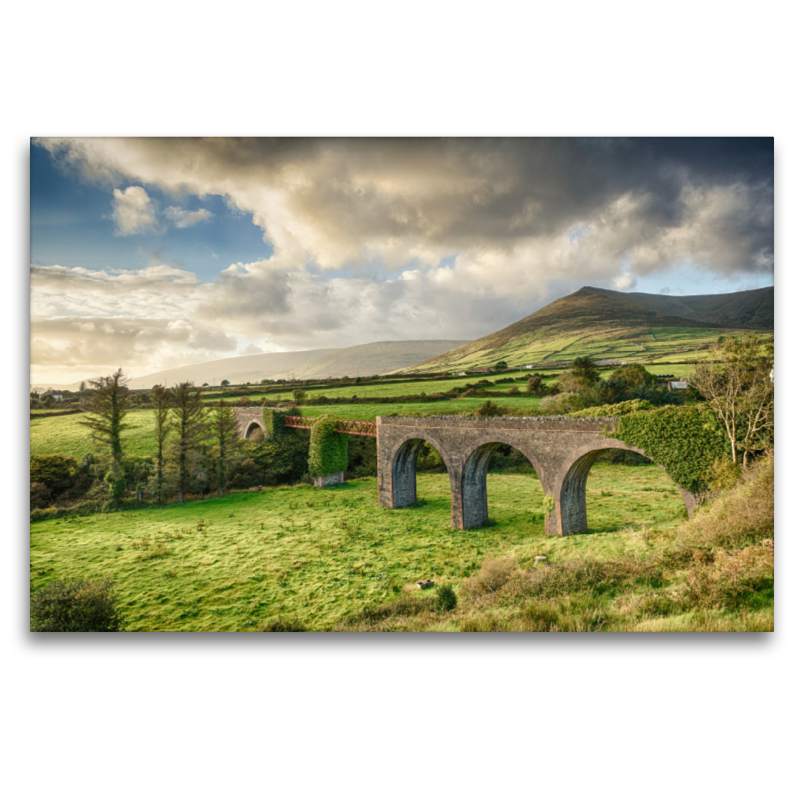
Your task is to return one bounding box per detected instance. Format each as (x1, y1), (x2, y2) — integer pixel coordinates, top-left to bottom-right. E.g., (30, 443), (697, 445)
(170, 382), (208, 502)
(212, 400), (240, 495)
(151, 385), (172, 502)
(79, 368), (130, 462)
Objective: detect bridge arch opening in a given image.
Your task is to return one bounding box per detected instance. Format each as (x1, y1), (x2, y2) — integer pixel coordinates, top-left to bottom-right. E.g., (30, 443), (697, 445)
(245, 421), (265, 441)
(461, 441), (545, 529)
(557, 444), (692, 535)
(390, 436), (452, 511)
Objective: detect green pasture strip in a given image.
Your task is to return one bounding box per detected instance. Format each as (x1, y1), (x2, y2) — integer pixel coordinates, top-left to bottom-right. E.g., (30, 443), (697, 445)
(240, 375), (526, 402)
(30, 464), (686, 631)
(31, 408), (157, 461)
(295, 396), (545, 421)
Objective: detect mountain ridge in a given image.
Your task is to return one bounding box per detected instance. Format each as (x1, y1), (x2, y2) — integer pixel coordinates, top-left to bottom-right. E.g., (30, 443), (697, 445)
(401, 285), (773, 373)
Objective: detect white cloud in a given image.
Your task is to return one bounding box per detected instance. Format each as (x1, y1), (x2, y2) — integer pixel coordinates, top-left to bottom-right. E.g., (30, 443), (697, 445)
(164, 206), (213, 228)
(111, 185), (159, 235)
(31, 138), (773, 383)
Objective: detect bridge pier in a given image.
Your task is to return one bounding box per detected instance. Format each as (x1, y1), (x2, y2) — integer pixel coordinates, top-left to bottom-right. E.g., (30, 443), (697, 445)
(377, 416), (699, 536)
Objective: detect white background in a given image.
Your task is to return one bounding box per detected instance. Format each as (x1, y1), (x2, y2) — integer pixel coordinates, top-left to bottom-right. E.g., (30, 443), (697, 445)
(3, 2), (796, 798)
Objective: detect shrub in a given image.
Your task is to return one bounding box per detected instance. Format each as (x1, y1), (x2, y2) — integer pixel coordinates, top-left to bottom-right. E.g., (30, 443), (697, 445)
(460, 558), (519, 599)
(30, 454), (79, 494)
(226, 457), (261, 489)
(30, 577), (124, 632)
(475, 400), (507, 417)
(704, 457), (742, 492)
(30, 482), (52, 510)
(682, 544), (773, 610)
(677, 450), (773, 550)
(434, 584), (458, 611)
(568, 399), (654, 418)
(538, 393), (585, 415)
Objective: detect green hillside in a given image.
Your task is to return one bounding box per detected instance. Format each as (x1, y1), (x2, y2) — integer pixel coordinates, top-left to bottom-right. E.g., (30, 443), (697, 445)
(576, 285), (774, 329)
(401, 290), (772, 373)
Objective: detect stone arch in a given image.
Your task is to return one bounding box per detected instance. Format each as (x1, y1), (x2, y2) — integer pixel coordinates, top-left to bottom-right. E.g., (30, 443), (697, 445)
(459, 435), (547, 529)
(245, 420), (265, 440)
(552, 437), (697, 536)
(389, 433), (455, 509)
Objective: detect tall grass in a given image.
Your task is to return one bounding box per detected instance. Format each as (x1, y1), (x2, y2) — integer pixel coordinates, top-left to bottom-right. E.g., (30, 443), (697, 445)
(338, 453), (774, 632)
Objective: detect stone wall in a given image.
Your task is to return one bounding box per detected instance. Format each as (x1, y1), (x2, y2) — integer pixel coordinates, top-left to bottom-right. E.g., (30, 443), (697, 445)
(376, 414), (695, 535)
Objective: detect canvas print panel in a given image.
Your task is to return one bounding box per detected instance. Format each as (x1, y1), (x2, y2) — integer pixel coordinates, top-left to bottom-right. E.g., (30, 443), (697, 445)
(29, 138), (774, 631)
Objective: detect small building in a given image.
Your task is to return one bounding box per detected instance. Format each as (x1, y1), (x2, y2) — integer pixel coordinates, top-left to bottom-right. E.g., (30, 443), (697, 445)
(668, 381), (688, 391)
(470, 367), (491, 374)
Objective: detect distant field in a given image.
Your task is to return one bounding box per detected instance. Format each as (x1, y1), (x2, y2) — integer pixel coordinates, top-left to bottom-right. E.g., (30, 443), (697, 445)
(30, 465), (687, 631)
(404, 328), (772, 374)
(294, 396), (545, 422)
(229, 374), (536, 402)
(31, 409), (157, 460)
(30, 397), (547, 459)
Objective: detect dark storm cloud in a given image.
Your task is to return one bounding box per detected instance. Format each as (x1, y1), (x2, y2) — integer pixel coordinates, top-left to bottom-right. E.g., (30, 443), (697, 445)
(37, 136), (773, 276)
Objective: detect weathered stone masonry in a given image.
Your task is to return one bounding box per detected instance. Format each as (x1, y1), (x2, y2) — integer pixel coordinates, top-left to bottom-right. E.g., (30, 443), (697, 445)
(233, 408), (698, 536)
(376, 415), (698, 536)
(233, 407), (266, 440)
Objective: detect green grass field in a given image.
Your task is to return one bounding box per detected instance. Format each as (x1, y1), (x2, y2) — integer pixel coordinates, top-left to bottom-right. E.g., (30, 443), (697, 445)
(30, 397), (546, 460)
(30, 463), (688, 631)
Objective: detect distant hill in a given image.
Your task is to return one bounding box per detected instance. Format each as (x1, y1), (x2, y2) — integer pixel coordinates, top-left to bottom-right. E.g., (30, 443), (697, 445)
(271, 340), (470, 381)
(401, 287), (773, 373)
(124, 349), (338, 390)
(68, 340), (471, 391)
(575, 285), (774, 329)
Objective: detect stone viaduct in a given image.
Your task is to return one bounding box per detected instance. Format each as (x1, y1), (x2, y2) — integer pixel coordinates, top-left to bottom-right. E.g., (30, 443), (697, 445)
(233, 409), (697, 536)
(376, 415), (698, 536)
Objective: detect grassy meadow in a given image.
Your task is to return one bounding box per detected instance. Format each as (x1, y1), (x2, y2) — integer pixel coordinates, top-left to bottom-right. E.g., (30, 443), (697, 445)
(30, 396), (547, 460)
(30, 462), (692, 631)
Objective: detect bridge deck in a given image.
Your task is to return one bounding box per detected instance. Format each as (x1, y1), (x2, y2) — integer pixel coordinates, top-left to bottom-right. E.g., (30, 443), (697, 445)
(284, 416), (376, 437)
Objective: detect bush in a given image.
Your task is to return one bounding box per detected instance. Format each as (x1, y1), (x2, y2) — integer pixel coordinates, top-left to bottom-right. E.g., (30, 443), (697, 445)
(475, 400), (507, 417)
(226, 457), (261, 489)
(568, 399), (654, 418)
(30, 577), (124, 632)
(30, 482), (52, 510)
(30, 454), (79, 494)
(460, 558), (519, 599)
(539, 392), (585, 415)
(434, 584), (458, 611)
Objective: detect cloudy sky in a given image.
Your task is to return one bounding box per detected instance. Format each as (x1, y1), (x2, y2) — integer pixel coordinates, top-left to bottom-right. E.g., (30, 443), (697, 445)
(30, 137), (774, 386)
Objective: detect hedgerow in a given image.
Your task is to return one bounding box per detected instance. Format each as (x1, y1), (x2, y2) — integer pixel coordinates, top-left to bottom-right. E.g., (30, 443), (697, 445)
(607, 405), (727, 494)
(308, 415), (349, 477)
